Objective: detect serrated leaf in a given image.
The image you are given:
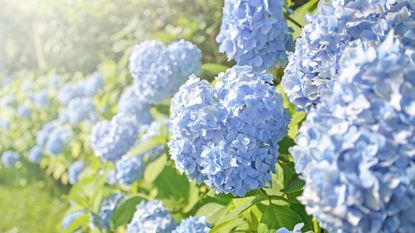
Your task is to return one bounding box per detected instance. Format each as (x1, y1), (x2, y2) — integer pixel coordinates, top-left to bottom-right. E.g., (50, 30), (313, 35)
(257, 204), (304, 233)
(144, 153), (167, 184)
(111, 196), (143, 228)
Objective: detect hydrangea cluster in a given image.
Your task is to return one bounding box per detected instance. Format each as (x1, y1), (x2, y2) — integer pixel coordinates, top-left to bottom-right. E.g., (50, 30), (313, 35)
(115, 155), (144, 185)
(118, 86), (152, 124)
(0, 118), (10, 130)
(68, 160), (85, 185)
(169, 66), (290, 196)
(58, 72), (103, 105)
(129, 40), (201, 104)
(45, 127), (73, 156)
(216, 0), (292, 71)
(29, 145), (43, 164)
(290, 35), (415, 232)
(32, 90), (49, 106)
(1, 151), (19, 168)
(90, 113), (140, 162)
(17, 106), (31, 118)
(172, 216), (211, 233)
(36, 120), (59, 146)
(96, 193), (124, 229)
(282, 0), (415, 111)
(126, 200), (177, 233)
(276, 223), (307, 233)
(60, 98), (97, 126)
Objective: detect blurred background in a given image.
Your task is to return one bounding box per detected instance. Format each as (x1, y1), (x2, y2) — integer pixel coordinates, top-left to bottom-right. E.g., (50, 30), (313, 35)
(0, 1), (225, 232)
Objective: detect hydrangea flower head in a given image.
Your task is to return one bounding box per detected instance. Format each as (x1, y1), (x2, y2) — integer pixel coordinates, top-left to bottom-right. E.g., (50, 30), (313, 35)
(118, 86), (152, 124)
(45, 127), (73, 156)
(168, 40), (202, 80)
(29, 145), (43, 164)
(169, 66), (290, 196)
(17, 106), (31, 118)
(282, 0), (415, 111)
(84, 72), (104, 96)
(33, 90), (49, 106)
(90, 113), (140, 162)
(172, 216), (211, 233)
(1, 151), (19, 168)
(68, 160), (85, 185)
(36, 120), (59, 146)
(115, 155), (144, 185)
(291, 35), (415, 232)
(60, 98), (97, 126)
(96, 193), (124, 229)
(217, 0), (292, 71)
(126, 200), (177, 233)
(129, 40), (201, 103)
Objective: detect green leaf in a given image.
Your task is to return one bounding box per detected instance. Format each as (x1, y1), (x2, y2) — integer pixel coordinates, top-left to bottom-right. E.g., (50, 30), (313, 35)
(195, 202), (226, 224)
(201, 63), (228, 78)
(111, 196), (143, 228)
(281, 176), (305, 194)
(63, 213), (89, 233)
(257, 204), (304, 233)
(144, 153), (167, 184)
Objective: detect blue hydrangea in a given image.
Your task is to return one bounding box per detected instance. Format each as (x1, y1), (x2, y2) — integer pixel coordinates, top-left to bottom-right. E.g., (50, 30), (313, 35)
(62, 210), (85, 230)
(36, 120), (59, 146)
(216, 0), (292, 71)
(0, 118), (10, 130)
(118, 86), (152, 124)
(172, 216), (211, 233)
(17, 105), (31, 118)
(129, 40), (201, 104)
(58, 73), (104, 105)
(58, 83), (86, 105)
(90, 113), (140, 162)
(96, 193), (124, 229)
(168, 40), (202, 81)
(68, 160), (85, 185)
(115, 155), (144, 185)
(126, 200), (177, 233)
(169, 66), (290, 196)
(60, 98), (97, 126)
(84, 72), (104, 96)
(276, 223), (307, 233)
(282, 0), (415, 112)
(45, 127), (73, 156)
(33, 90), (49, 106)
(1, 151), (19, 168)
(29, 145), (43, 164)
(290, 35), (415, 232)
(49, 74), (62, 89)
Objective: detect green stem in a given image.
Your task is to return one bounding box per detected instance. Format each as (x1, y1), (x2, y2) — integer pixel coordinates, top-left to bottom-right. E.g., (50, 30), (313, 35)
(285, 13), (304, 28)
(313, 218), (321, 233)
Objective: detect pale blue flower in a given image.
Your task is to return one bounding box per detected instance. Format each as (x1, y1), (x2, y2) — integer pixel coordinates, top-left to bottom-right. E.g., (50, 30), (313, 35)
(60, 98), (97, 126)
(217, 0), (292, 71)
(29, 145), (43, 164)
(118, 86), (152, 124)
(126, 200), (177, 233)
(90, 113), (140, 162)
(172, 216), (210, 233)
(96, 193), (124, 229)
(1, 151), (19, 168)
(115, 155), (144, 185)
(282, 0), (415, 111)
(68, 160), (85, 185)
(291, 35), (415, 232)
(169, 66), (290, 196)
